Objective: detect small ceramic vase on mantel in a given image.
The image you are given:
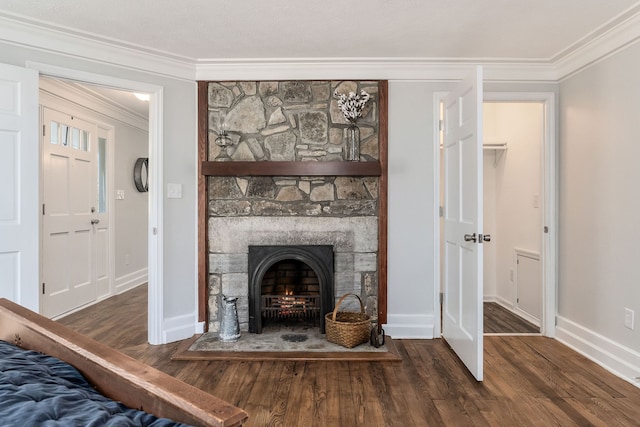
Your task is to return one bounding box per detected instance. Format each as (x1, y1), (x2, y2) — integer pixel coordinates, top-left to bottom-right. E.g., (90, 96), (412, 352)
(345, 121), (361, 161)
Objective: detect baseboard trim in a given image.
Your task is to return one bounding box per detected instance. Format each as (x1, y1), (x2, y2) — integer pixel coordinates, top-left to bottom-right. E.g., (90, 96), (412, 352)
(163, 313), (197, 343)
(492, 296), (541, 327)
(115, 268), (148, 294)
(556, 316), (640, 388)
(383, 314), (435, 339)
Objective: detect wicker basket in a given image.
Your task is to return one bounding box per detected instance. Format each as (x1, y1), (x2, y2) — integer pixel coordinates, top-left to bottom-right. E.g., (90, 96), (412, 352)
(325, 293), (371, 348)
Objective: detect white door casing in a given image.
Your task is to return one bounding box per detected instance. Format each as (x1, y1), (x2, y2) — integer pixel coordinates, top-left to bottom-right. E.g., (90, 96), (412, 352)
(442, 67), (484, 381)
(0, 63), (39, 311)
(41, 107), (99, 317)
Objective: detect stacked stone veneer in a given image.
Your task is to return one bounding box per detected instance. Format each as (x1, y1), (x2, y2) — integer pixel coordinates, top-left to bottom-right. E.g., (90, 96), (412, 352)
(206, 80), (380, 333)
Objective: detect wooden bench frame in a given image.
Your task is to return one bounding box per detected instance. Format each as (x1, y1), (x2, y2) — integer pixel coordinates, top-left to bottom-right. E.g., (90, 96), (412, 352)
(0, 298), (248, 427)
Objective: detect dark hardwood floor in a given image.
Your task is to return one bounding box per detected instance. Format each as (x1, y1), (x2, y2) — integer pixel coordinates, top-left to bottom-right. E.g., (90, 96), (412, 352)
(59, 285), (640, 426)
(484, 302), (540, 334)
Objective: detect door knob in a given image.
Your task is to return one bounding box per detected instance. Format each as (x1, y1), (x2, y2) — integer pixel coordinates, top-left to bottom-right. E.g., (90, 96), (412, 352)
(90, 219), (100, 225)
(464, 233), (477, 242)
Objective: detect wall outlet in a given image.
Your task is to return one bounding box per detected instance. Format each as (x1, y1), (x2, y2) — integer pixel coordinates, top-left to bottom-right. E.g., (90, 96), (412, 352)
(116, 189), (125, 200)
(624, 308), (635, 330)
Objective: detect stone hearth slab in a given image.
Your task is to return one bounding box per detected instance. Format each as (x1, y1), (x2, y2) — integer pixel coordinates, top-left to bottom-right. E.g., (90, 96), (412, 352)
(172, 325), (401, 362)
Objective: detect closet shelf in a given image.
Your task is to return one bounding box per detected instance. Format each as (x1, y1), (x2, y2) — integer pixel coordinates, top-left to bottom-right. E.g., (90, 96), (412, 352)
(483, 142), (507, 166)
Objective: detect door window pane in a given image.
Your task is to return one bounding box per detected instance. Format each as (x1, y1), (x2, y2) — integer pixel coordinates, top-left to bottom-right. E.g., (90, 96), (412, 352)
(81, 130), (89, 151)
(50, 121), (58, 145)
(71, 127), (80, 149)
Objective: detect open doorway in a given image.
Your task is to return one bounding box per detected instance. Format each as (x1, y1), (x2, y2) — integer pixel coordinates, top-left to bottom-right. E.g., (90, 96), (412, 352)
(27, 62), (165, 345)
(437, 91), (557, 339)
(482, 101), (544, 335)
(39, 76), (150, 320)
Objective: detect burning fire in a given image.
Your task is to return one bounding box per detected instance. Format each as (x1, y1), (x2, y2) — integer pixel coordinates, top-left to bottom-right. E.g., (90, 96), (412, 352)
(277, 289), (313, 316)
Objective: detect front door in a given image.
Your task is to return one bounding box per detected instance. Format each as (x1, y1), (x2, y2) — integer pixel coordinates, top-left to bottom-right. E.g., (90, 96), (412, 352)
(0, 63), (39, 311)
(441, 67), (484, 381)
(41, 107), (99, 317)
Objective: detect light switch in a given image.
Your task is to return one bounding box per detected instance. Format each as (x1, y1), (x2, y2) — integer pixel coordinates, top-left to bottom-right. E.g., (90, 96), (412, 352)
(167, 183), (182, 199)
(116, 190), (125, 200)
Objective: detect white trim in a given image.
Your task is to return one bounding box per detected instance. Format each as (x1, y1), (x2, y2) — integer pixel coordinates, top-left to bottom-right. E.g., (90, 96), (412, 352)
(555, 9), (640, 81)
(163, 313), (197, 343)
(39, 78), (148, 131)
(492, 296), (541, 329)
(432, 91), (447, 338)
(383, 314), (435, 339)
(195, 59), (558, 82)
(147, 88), (164, 345)
(115, 268), (148, 294)
(556, 316), (640, 388)
(26, 62), (166, 345)
(0, 14), (194, 81)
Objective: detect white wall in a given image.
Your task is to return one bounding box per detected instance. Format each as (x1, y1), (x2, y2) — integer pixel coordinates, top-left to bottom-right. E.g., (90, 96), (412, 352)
(483, 103), (543, 310)
(386, 81), (453, 338)
(112, 116), (149, 291)
(0, 42), (198, 338)
(557, 41), (640, 383)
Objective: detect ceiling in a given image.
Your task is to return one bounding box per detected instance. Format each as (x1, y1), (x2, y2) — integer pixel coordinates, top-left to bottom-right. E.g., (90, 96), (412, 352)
(0, 0), (639, 63)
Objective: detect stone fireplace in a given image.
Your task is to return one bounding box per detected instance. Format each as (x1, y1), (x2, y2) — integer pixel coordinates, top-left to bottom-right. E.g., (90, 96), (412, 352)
(204, 80), (382, 334)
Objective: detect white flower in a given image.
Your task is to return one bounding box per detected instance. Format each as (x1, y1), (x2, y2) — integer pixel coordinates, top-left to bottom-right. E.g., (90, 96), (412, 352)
(334, 89), (370, 123)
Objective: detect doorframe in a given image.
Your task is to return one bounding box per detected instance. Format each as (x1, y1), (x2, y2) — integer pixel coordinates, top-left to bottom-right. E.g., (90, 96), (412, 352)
(25, 61), (166, 345)
(433, 91), (557, 338)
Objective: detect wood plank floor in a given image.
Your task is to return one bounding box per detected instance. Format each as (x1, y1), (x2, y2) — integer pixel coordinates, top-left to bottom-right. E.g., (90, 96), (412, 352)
(484, 302), (540, 334)
(59, 285), (640, 426)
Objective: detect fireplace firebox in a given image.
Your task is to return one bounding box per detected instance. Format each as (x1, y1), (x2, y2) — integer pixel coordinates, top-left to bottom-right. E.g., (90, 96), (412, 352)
(248, 245), (334, 334)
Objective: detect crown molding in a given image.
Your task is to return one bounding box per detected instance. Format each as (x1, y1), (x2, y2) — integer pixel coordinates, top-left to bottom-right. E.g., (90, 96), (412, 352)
(0, 14), (195, 81)
(553, 8), (640, 81)
(39, 78), (149, 131)
(194, 58), (558, 82)
(1, 8), (640, 84)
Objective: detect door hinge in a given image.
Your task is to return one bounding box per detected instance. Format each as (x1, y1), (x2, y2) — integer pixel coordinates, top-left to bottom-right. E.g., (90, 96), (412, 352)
(42, 124), (45, 137)
(544, 226), (549, 233)
(42, 204), (45, 215)
(439, 119), (443, 132)
(42, 283), (45, 295)
(439, 206), (444, 218)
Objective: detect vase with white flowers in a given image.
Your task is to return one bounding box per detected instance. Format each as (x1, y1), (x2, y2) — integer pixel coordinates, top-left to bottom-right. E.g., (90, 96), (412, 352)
(334, 89), (370, 161)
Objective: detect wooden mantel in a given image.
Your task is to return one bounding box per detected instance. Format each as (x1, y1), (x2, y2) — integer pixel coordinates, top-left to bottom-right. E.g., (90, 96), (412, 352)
(201, 160), (381, 177)
(197, 80), (388, 332)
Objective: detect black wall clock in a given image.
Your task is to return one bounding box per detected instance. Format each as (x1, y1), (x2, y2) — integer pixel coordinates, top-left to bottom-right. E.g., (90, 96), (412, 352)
(133, 157), (149, 192)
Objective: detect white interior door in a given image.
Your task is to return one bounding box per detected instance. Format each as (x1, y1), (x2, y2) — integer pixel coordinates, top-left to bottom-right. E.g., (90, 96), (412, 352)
(41, 107), (99, 317)
(442, 67), (484, 381)
(0, 63), (39, 311)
